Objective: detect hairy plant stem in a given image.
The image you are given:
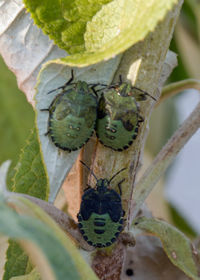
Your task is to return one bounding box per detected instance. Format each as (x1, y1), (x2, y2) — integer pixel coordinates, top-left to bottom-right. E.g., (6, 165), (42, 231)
(87, 1), (184, 279)
(158, 79), (200, 105)
(131, 101), (200, 221)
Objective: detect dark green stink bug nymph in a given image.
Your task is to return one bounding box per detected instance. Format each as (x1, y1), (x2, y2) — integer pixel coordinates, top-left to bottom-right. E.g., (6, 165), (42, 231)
(41, 71), (98, 152)
(77, 161), (126, 248)
(96, 77), (156, 151)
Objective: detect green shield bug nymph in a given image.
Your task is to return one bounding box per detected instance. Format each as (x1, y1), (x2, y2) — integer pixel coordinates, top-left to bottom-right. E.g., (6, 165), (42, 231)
(96, 77), (156, 151)
(77, 161), (126, 248)
(41, 71), (98, 152)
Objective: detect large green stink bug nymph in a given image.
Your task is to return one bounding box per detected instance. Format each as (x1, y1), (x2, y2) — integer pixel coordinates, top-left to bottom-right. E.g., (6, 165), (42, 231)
(96, 77), (156, 151)
(77, 161), (126, 248)
(41, 71), (98, 152)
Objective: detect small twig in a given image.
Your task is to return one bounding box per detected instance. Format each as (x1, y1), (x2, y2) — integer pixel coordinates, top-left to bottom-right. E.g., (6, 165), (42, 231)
(157, 79), (200, 106)
(130, 101), (200, 222)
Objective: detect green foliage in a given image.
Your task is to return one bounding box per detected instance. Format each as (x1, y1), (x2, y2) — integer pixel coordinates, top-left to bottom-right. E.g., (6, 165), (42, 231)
(0, 56), (34, 190)
(4, 129), (49, 280)
(62, 0), (179, 66)
(166, 0), (200, 236)
(168, 205), (197, 238)
(1, 0), (198, 279)
(134, 217), (200, 280)
(10, 268), (41, 280)
(12, 129), (49, 200)
(3, 240), (32, 280)
(23, 0), (112, 54)
(146, 98), (178, 156)
(23, 0), (178, 66)
(0, 197), (94, 280)
(169, 39), (190, 82)
(181, 0), (200, 42)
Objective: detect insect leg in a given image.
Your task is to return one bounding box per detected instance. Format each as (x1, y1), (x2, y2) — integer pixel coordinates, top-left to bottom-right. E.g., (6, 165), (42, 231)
(117, 178), (125, 196)
(138, 115), (144, 123)
(40, 108), (49, 111)
(47, 69), (75, 95)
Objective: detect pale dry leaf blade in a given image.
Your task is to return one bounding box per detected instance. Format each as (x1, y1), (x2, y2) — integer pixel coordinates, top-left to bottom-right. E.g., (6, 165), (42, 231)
(0, 0), (67, 105)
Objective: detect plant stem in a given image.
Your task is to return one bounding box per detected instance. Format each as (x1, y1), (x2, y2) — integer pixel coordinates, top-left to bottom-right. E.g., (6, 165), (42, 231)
(131, 101), (200, 222)
(157, 79), (200, 105)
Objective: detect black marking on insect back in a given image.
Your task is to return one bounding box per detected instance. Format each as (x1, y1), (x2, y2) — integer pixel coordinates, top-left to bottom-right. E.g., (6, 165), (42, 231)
(77, 214), (82, 221)
(94, 229), (105, 234)
(123, 145), (129, 150)
(83, 235), (88, 241)
(94, 221), (106, 227)
(122, 119), (134, 131)
(135, 126), (139, 133)
(118, 226), (123, 231)
(80, 229), (85, 235)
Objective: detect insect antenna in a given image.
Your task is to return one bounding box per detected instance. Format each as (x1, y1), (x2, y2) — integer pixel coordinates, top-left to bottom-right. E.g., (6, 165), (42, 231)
(108, 168), (126, 184)
(119, 75), (123, 85)
(132, 86), (157, 101)
(80, 161), (98, 182)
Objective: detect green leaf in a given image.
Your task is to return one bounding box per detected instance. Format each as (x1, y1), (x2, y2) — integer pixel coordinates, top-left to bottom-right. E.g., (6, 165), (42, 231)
(4, 240), (32, 280)
(24, 0), (179, 66)
(12, 129), (49, 200)
(62, 0), (179, 66)
(23, 0), (112, 54)
(133, 217), (200, 280)
(4, 129), (49, 280)
(10, 268), (41, 280)
(169, 204), (197, 238)
(0, 56), (34, 190)
(1, 196), (98, 280)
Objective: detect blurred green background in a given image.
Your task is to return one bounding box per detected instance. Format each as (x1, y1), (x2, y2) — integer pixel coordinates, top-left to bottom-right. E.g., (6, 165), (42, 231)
(0, 56), (35, 188)
(0, 0), (199, 237)
(146, 0), (200, 238)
